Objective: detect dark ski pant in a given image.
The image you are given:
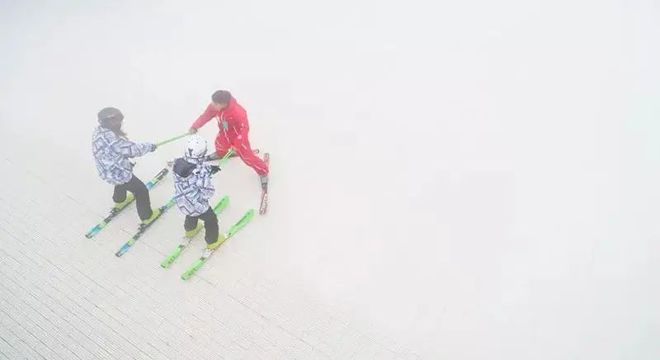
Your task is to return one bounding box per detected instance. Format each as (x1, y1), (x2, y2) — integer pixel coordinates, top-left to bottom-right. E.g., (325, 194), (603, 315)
(184, 207), (218, 244)
(113, 175), (153, 221)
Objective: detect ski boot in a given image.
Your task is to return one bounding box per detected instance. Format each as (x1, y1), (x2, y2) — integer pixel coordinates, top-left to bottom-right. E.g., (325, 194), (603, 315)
(141, 208), (162, 226)
(206, 233), (227, 250)
(185, 224), (203, 238)
(259, 175), (268, 191)
(113, 193), (135, 210)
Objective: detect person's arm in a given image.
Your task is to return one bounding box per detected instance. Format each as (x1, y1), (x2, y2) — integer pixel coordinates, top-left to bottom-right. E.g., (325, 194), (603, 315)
(189, 104), (215, 134)
(197, 169), (215, 202)
(204, 152), (219, 161)
(112, 138), (156, 158)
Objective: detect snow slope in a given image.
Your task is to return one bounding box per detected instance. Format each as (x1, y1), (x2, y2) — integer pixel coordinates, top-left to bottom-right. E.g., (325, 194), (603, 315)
(1, 0), (659, 359)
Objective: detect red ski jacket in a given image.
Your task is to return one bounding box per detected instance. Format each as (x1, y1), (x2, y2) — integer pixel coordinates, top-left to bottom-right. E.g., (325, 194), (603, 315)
(191, 97), (249, 142)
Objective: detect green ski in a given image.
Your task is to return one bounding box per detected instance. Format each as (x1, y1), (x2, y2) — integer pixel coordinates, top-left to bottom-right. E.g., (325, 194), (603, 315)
(85, 168), (169, 238)
(160, 196), (230, 268)
(180, 209), (255, 280)
(115, 197), (177, 257)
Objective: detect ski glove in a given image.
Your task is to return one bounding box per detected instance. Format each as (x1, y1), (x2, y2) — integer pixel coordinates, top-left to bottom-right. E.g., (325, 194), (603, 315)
(149, 143), (158, 152)
(210, 165), (221, 174)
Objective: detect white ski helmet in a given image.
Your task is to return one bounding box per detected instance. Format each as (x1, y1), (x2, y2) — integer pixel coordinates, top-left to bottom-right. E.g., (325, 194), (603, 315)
(185, 135), (208, 159)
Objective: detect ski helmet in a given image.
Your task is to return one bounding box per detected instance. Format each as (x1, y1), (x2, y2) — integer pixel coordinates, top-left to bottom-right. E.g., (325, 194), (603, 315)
(185, 135), (208, 159)
(97, 107), (124, 123)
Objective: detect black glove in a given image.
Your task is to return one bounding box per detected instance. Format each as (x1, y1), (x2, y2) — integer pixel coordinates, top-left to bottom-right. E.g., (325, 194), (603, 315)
(149, 143), (158, 152)
(204, 154), (220, 162)
(210, 165), (221, 174)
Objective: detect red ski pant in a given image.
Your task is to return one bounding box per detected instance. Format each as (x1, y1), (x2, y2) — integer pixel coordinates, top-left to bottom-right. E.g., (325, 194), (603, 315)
(215, 133), (268, 176)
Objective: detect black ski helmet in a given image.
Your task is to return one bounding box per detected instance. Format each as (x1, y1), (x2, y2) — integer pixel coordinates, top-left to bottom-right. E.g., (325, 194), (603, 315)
(97, 107), (124, 124)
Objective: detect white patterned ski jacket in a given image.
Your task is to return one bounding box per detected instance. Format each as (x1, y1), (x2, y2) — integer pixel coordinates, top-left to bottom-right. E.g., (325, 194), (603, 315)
(92, 126), (154, 185)
(172, 157), (219, 217)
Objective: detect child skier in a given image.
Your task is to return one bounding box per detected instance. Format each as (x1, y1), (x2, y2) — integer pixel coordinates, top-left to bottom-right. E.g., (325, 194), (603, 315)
(92, 107), (161, 224)
(172, 136), (224, 249)
(187, 90), (269, 189)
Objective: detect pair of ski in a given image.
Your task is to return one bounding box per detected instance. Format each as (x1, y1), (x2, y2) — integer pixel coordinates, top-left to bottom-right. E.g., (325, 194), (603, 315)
(160, 196), (254, 280)
(114, 194), (253, 263)
(84, 167), (180, 258)
(85, 168), (170, 239)
(114, 196), (177, 257)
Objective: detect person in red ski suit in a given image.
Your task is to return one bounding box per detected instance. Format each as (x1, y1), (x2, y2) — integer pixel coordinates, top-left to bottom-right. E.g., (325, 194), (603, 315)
(188, 90), (269, 186)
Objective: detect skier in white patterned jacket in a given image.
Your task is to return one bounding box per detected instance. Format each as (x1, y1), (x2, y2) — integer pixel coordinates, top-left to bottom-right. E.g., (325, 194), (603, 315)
(172, 136), (224, 249)
(92, 107), (161, 225)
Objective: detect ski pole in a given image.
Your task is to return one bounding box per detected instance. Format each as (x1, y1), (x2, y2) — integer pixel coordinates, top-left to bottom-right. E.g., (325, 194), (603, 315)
(156, 133), (189, 147)
(217, 148), (235, 166)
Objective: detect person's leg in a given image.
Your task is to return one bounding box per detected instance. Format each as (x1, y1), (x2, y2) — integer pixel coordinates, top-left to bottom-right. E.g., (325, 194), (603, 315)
(199, 207), (219, 245)
(184, 215), (198, 232)
(113, 181), (135, 209)
(124, 175), (153, 221)
(234, 137), (268, 176)
(184, 214), (203, 237)
(113, 183), (127, 203)
(213, 132), (232, 158)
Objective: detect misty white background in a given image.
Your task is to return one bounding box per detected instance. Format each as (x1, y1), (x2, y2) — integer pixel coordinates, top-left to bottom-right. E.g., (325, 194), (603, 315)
(1, 0), (659, 358)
